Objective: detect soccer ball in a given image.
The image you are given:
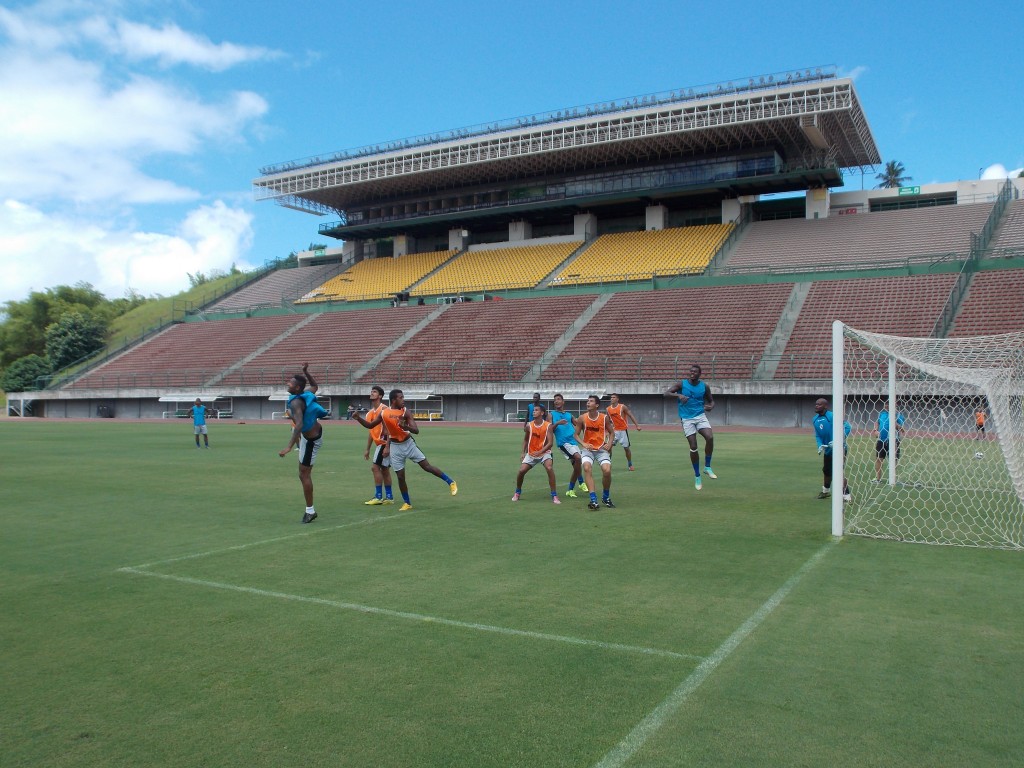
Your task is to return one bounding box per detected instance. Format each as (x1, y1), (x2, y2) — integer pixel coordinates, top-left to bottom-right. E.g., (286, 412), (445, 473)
(973, 451), (985, 460)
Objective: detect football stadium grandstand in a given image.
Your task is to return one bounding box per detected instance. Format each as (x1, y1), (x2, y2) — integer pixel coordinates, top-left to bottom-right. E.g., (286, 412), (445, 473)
(8, 66), (1024, 425)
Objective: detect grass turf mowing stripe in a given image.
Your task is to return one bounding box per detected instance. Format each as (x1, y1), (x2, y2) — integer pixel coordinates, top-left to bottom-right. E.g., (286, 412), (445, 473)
(117, 567), (702, 661)
(591, 539), (838, 768)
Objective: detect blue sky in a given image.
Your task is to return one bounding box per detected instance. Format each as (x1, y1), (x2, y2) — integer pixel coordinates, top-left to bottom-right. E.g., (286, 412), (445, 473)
(0, 0), (1021, 305)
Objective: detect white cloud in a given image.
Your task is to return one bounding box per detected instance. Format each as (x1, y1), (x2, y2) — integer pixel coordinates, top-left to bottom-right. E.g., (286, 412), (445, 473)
(840, 65), (868, 82)
(0, 199), (257, 303)
(0, 47), (267, 204)
(0, 2), (276, 305)
(104, 19), (280, 71)
(981, 163), (1023, 180)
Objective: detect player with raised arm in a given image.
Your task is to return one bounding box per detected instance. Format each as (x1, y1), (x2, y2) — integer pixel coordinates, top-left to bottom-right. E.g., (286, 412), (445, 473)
(666, 364), (716, 490)
(362, 385), (394, 505)
(278, 363), (328, 523)
(513, 403), (560, 504)
(606, 393), (641, 470)
(550, 393), (588, 498)
(352, 389), (457, 510)
(575, 394), (615, 510)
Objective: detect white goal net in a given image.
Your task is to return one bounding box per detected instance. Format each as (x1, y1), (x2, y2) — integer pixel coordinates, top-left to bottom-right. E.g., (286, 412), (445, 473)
(832, 322), (1024, 549)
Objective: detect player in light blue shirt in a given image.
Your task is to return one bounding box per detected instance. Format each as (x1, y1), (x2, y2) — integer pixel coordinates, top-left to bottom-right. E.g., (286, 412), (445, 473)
(279, 363), (327, 524)
(191, 398), (209, 449)
(666, 364), (716, 491)
(550, 393), (587, 497)
(812, 398), (851, 500)
(875, 408), (906, 482)
(526, 392), (544, 423)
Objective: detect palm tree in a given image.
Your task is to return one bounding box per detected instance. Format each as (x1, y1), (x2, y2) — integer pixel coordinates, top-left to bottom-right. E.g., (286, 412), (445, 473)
(875, 160), (911, 189)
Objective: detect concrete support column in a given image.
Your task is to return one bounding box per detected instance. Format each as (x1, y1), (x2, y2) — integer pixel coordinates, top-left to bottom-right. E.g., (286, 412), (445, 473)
(645, 204), (667, 231)
(342, 241), (362, 262)
(574, 213), (597, 240)
(449, 228), (470, 251)
(721, 199), (742, 224)
(509, 220), (533, 241)
(806, 187), (829, 219)
(394, 235), (416, 257)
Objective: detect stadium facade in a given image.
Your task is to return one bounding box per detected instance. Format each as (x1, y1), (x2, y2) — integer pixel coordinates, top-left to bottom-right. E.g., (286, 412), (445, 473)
(9, 68), (1024, 427)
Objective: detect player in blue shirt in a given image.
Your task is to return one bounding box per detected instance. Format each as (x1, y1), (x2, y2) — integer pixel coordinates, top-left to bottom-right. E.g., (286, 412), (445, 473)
(191, 398), (209, 449)
(875, 407), (906, 482)
(279, 363), (328, 524)
(550, 393), (588, 498)
(526, 392), (544, 422)
(666, 364), (716, 491)
(812, 397), (851, 501)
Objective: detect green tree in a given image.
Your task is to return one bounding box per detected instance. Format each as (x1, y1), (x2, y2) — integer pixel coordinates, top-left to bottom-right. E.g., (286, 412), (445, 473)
(0, 282), (110, 368)
(44, 311), (107, 371)
(875, 160), (912, 189)
(0, 354), (52, 392)
(0, 283), (153, 369)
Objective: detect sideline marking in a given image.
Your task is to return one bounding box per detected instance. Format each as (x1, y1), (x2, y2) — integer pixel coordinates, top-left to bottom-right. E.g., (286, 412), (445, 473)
(118, 567), (701, 661)
(591, 540), (838, 768)
(124, 509), (422, 570)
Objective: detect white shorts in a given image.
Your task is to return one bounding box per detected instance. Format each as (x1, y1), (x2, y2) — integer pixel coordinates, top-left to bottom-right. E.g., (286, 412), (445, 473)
(388, 437), (426, 472)
(298, 432), (322, 467)
(558, 443), (582, 462)
(681, 414), (712, 437)
(371, 443), (390, 468)
(521, 451), (553, 467)
(613, 429), (630, 449)
(581, 447), (611, 467)
(193, 425), (208, 435)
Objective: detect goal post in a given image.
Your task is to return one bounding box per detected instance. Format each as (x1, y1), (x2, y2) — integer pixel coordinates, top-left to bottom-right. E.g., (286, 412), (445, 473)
(832, 320), (1024, 549)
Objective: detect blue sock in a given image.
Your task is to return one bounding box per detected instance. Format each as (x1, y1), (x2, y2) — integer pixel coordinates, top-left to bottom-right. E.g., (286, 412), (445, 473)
(441, 473), (453, 485)
(551, 490), (558, 497)
(375, 484), (383, 499)
(692, 462), (700, 478)
(705, 457), (712, 468)
(567, 482), (574, 492)
(602, 490), (610, 501)
(590, 492), (598, 503)
(402, 491), (411, 504)
(385, 486), (393, 500)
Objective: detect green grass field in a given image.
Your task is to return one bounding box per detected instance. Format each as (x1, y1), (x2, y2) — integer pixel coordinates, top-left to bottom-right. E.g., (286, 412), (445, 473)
(3, 420), (1023, 767)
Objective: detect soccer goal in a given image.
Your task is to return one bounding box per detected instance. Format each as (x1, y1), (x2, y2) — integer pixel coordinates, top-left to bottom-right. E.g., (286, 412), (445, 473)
(831, 321), (1024, 549)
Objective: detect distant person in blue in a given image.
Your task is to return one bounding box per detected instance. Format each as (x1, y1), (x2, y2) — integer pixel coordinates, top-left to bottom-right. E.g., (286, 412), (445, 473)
(666, 364), (716, 491)
(191, 398), (209, 449)
(875, 406), (906, 482)
(279, 363), (328, 524)
(550, 393), (588, 498)
(813, 397), (851, 501)
(526, 392), (545, 422)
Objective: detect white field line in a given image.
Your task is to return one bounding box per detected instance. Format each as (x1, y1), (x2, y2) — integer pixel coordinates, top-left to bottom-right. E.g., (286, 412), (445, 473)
(123, 509), (422, 570)
(591, 539), (838, 768)
(117, 567), (701, 661)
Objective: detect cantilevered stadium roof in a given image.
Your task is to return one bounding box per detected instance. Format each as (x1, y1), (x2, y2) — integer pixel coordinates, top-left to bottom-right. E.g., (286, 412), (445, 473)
(254, 69), (880, 217)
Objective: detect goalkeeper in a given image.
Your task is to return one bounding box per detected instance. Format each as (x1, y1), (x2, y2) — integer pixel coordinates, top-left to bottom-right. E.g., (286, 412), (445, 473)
(812, 398), (851, 501)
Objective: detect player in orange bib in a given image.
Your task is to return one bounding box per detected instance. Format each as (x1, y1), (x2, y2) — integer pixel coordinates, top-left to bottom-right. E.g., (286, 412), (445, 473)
(574, 394), (615, 509)
(361, 385), (394, 505)
(512, 403), (560, 504)
(606, 393), (642, 470)
(352, 389), (457, 510)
